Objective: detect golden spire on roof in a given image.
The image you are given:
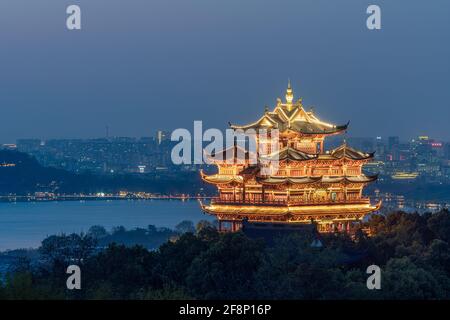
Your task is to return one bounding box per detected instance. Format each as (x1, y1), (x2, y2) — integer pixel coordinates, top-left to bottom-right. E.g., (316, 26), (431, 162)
(285, 79), (294, 105)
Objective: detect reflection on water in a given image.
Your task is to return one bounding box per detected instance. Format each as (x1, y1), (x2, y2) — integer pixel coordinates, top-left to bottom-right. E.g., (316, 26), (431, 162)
(0, 200), (212, 251)
(0, 195), (448, 251)
(374, 192), (449, 214)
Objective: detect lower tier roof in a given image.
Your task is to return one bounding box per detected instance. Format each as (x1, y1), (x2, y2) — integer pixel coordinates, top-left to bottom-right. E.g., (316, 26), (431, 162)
(201, 171), (378, 185)
(199, 200), (382, 217)
(257, 175), (378, 185)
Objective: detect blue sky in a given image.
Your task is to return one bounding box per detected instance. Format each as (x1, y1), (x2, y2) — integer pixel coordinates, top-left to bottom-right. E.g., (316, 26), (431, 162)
(0, 0), (449, 143)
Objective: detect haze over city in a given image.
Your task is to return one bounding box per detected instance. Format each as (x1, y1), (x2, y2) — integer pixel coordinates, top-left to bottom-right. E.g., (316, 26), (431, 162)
(1, 0), (449, 143)
(2, 0), (450, 305)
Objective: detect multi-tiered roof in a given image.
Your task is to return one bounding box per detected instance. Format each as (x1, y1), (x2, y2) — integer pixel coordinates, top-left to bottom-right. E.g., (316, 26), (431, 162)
(230, 80), (348, 135)
(200, 82), (381, 233)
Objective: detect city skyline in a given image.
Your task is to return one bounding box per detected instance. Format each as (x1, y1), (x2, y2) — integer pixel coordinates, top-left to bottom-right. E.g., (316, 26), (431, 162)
(4, 131), (450, 145)
(1, 0), (450, 143)
(8, 130), (450, 181)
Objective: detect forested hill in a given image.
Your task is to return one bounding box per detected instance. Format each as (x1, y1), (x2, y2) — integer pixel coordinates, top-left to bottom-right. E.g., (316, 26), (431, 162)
(0, 150), (207, 195)
(2, 210), (450, 299)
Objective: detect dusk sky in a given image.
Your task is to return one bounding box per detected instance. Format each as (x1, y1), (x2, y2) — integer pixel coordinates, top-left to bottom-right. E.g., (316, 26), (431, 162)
(0, 0), (449, 143)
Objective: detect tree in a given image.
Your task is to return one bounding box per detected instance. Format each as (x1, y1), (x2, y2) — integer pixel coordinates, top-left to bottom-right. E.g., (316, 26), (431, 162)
(155, 232), (212, 286)
(83, 244), (157, 299)
(39, 233), (97, 266)
(382, 257), (447, 299)
(175, 220), (195, 234)
(111, 226), (126, 235)
(254, 234), (346, 299)
(2, 272), (63, 300)
(424, 239), (450, 273)
(143, 285), (192, 300)
(87, 225), (108, 239)
(196, 220), (214, 233)
(5, 209), (450, 300)
(186, 232), (264, 299)
(427, 209), (450, 243)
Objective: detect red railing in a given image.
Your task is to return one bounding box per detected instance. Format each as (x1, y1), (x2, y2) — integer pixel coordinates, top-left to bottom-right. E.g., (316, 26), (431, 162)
(211, 197), (371, 206)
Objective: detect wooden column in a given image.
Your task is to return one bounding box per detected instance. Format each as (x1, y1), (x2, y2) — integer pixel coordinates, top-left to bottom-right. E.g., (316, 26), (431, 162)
(287, 187), (290, 203)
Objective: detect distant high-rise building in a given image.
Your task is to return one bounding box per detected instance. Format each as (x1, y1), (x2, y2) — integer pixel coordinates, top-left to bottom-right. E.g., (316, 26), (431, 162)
(398, 143), (411, 162)
(156, 130), (169, 145)
(387, 136), (400, 161)
(388, 136), (399, 150)
(374, 136), (385, 159)
(445, 143), (450, 160)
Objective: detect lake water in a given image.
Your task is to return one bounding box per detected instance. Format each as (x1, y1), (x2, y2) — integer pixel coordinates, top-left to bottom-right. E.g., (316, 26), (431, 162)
(0, 200), (212, 251)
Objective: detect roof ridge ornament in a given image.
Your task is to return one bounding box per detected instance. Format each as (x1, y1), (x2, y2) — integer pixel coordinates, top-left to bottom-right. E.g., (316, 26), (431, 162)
(276, 97), (282, 106)
(230, 84), (348, 134)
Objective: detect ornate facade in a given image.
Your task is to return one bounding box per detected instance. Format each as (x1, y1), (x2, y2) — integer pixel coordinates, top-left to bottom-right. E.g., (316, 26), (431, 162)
(199, 82), (381, 233)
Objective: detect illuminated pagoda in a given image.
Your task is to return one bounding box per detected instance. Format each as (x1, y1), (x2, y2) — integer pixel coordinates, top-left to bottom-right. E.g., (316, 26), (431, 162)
(199, 81), (381, 233)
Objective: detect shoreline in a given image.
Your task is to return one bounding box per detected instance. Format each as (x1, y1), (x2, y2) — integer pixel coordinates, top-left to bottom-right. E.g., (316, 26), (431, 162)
(0, 195), (448, 213)
(0, 195), (212, 203)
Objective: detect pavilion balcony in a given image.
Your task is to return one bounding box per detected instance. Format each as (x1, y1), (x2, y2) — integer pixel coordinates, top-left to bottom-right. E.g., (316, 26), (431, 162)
(211, 197), (371, 207)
